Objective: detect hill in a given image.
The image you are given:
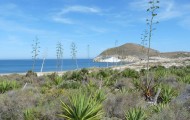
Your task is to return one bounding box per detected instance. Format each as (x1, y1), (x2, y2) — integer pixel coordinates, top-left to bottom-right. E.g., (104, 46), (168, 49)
(99, 43), (159, 58)
(94, 43), (190, 62)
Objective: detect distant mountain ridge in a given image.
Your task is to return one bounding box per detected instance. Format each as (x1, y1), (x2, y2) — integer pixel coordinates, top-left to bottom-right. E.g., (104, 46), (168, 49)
(94, 43), (190, 61)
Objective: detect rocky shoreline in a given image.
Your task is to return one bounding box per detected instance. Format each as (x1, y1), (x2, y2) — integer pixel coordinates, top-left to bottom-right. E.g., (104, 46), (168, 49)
(112, 56), (190, 71)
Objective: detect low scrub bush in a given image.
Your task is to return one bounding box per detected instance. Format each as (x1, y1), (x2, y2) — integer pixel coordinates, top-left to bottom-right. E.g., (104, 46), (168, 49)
(59, 80), (81, 89)
(148, 104), (190, 120)
(149, 65), (165, 71)
(47, 72), (58, 81)
(26, 70), (37, 77)
(104, 92), (143, 119)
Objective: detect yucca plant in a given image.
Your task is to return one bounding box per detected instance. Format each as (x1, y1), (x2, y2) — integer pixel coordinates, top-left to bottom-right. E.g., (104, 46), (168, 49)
(160, 85), (177, 104)
(122, 68), (140, 79)
(125, 107), (146, 120)
(154, 69), (169, 81)
(54, 76), (63, 85)
(178, 74), (190, 84)
(169, 68), (186, 77)
(141, 0), (160, 101)
(58, 91), (104, 120)
(0, 81), (10, 93)
(0, 80), (19, 93)
(93, 89), (106, 103)
(151, 103), (168, 113)
(23, 108), (35, 120)
(132, 79), (141, 91)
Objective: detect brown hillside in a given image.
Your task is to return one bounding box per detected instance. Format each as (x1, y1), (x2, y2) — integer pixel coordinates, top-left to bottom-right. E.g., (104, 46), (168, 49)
(99, 43), (160, 58)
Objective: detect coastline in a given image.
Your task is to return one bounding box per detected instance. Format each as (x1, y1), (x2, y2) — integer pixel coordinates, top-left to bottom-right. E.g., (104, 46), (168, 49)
(1, 57), (190, 76)
(0, 71), (67, 76)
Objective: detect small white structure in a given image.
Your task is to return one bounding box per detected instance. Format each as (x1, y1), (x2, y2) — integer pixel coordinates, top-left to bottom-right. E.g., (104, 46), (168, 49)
(100, 56), (121, 63)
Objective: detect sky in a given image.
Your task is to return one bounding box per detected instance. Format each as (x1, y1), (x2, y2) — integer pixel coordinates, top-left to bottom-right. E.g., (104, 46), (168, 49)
(0, 0), (190, 59)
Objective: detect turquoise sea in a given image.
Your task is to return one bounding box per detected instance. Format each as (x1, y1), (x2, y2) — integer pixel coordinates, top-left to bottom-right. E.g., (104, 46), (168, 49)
(0, 59), (116, 74)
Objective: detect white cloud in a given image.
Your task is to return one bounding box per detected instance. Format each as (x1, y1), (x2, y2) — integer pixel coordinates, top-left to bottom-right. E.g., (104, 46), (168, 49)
(157, 1), (183, 21)
(89, 26), (108, 33)
(60, 5), (101, 14)
(129, 0), (190, 23)
(52, 16), (74, 24)
(51, 5), (101, 24)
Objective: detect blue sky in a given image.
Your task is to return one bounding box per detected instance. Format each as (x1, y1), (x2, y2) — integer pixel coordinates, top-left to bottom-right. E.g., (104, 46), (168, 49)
(0, 0), (190, 59)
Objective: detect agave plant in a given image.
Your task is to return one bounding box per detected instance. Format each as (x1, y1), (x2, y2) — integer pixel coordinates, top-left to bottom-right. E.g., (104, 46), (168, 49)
(0, 80), (19, 93)
(58, 91), (104, 120)
(178, 75), (190, 84)
(160, 85), (177, 104)
(54, 76), (63, 85)
(125, 107), (146, 120)
(152, 103), (169, 113)
(122, 68), (140, 79)
(23, 108), (36, 120)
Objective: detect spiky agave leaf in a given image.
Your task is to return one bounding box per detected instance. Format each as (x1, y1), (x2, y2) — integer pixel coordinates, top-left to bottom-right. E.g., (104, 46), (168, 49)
(58, 91), (104, 120)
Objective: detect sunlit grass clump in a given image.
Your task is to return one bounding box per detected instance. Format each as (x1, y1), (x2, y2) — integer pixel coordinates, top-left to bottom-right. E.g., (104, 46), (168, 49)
(0, 80), (20, 93)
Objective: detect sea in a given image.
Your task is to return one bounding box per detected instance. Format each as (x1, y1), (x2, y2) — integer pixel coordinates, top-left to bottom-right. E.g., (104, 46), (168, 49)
(0, 59), (117, 74)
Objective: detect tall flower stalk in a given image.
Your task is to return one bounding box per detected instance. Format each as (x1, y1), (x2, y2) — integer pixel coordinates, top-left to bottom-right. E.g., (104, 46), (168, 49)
(71, 42), (78, 69)
(31, 36), (40, 72)
(146, 0), (159, 88)
(56, 41), (63, 72)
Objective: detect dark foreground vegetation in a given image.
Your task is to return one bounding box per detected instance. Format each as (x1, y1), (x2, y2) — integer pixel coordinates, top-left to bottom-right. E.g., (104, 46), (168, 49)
(1, 65), (190, 120)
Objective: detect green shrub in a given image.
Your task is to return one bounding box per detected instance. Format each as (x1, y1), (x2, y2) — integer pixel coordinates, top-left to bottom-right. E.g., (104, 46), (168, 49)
(23, 108), (35, 120)
(26, 70), (37, 77)
(125, 107), (146, 120)
(54, 76), (63, 85)
(0, 80), (20, 93)
(47, 72), (58, 81)
(122, 69), (139, 79)
(104, 77), (116, 87)
(58, 91), (104, 120)
(169, 68), (186, 77)
(97, 69), (111, 78)
(151, 103), (169, 113)
(154, 69), (169, 81)
(132, 79), (141, 91)
(159, 85), (178, 104)
(140, 69), (146, 76)
(149, 65), (165, 71)
(178, 74), (190, 84)
(64, 68), (89, 81)
(70, 71), (83, 81)
(93, 90), (106, 103)
(59, 80), (81, 89)
(80, 68), (89, 75)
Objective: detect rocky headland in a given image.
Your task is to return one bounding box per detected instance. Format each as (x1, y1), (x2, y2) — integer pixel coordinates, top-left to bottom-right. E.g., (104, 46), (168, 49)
(94, 43), (190, 71)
